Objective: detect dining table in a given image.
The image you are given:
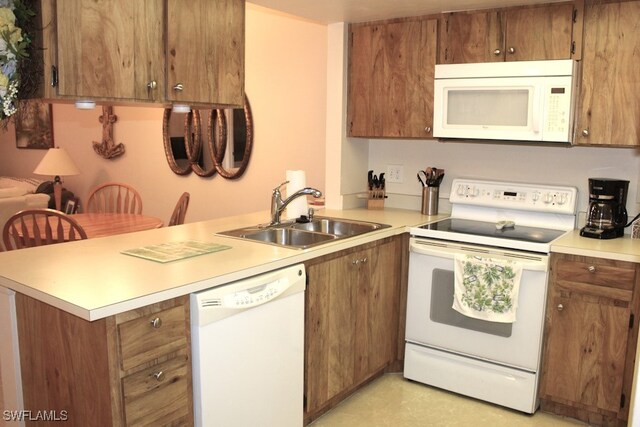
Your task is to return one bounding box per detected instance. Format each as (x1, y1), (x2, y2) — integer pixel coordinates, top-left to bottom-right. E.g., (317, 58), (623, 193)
(70, 213), (164, 238)
(11, 212), (164, 242)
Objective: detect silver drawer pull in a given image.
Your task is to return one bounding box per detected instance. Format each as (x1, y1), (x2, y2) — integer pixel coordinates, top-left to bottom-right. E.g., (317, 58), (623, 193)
(150, 317), (162, 328)
(173, 83), (184, 92)
(588, 265), (596, 273)
(557, 304), (564, 311)
(152, 371), (165, 382)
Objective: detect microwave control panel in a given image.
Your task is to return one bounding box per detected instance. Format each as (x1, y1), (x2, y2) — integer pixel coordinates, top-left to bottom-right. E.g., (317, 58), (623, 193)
(542, 76), (574, 141)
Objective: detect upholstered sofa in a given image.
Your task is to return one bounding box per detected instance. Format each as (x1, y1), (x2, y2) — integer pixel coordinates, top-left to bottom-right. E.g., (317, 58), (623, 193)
(0, 177), (50, 251)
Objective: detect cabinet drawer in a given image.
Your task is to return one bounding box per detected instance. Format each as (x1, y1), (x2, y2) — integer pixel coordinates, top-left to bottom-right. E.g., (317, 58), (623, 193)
(554, 258), (636, 290)
(122, 355), (191, 426)
(118, 305), (188, 371)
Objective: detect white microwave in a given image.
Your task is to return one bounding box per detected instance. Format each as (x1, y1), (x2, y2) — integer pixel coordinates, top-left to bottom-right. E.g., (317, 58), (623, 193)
(433, 60), (579, 143)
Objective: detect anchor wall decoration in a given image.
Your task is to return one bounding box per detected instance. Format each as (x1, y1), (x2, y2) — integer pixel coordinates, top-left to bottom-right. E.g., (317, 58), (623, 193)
(93, 106), (125, 159)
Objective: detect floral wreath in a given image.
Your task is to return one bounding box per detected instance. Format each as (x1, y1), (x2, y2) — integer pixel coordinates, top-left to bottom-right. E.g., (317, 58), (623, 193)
(0, 0), (32, 121)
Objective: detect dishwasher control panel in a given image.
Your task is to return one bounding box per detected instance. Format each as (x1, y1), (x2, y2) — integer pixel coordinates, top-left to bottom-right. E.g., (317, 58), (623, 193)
(223, 279), (286, 308)
(191, 264), (306, 326)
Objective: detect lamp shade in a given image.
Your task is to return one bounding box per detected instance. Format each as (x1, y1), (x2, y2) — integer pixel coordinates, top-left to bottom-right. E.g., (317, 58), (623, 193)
(33, 147), (80, 177)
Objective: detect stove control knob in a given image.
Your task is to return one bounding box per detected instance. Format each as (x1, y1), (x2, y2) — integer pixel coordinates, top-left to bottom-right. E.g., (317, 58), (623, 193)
(457, 185), (465, 196)
(542, 193), (554, 204)
(531, 192), (540, 202)
(464, 186), (478, 197)
(557, 194), (568, 205)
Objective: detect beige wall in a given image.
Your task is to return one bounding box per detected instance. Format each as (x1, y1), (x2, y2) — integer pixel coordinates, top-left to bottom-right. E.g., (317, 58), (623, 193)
(0, 5), (328, 223)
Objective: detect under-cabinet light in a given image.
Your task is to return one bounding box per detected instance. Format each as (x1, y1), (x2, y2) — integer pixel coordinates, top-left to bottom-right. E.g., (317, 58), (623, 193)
(172, 104), (191, 113)
(75, 100), (96, 110)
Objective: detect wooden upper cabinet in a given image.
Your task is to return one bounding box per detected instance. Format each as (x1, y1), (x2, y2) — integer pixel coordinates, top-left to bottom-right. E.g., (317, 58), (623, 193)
(166, 0), (245, 107)
(439, 2), (579, 63)
(53, 0), (244, 106)
(56, 0), (164, 101)
(348, 17), (437, 138)
(575, 0), (640, 147)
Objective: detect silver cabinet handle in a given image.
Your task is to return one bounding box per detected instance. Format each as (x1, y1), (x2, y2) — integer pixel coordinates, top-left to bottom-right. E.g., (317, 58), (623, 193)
(424, 126), (432, 134)
(557, 304), (564, 311)
(588, 265), (596, 273)
(507, 47), (516, 54)
(147, 80), (157, 90)
(173, 83), (184, 92)
(493, 49), (501, 56)
(152, 371), (165, 382)
(582, 129), (589, 137)
(150, 317), (162, 328)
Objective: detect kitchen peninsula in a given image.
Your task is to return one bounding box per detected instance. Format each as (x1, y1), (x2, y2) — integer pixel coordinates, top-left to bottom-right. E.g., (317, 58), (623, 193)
(3, 207), (640, 426)
(0, 208), (434, 426)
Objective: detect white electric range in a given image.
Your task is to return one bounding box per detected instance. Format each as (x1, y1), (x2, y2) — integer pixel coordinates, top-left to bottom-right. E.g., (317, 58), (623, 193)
(405, 178), (577, 413)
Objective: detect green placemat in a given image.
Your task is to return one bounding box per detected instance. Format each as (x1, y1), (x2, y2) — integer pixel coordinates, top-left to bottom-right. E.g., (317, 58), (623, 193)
(122, 240), (232, 263)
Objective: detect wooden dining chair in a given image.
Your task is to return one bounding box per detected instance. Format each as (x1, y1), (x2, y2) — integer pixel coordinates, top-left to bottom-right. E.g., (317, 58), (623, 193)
(169, 192), (190, 226)
(87, 182), (143, 214)
(3, 209), (88, 250)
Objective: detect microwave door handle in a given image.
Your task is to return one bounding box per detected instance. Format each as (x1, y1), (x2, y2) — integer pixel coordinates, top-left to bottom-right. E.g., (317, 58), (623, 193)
(531, 87), (542, 135)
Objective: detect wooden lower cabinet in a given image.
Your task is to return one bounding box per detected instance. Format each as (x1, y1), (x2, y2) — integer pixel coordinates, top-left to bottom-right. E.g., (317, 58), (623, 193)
(303, 235), (407, 424)
(15, 294), (193, 426)
(539, 254), (640, 426)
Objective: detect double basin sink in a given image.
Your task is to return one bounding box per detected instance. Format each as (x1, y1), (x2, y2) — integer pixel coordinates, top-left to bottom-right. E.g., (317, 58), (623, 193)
(218, 217), (390, 249)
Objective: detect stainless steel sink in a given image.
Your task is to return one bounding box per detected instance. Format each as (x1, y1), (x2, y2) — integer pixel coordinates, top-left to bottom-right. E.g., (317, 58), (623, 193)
(290, 217), (387, 236)
(243, 228), (337, 247)
(218, 217), (390, 249)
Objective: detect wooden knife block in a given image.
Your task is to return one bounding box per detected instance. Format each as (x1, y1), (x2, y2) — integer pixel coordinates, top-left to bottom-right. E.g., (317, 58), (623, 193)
(367, 190), (385, 210)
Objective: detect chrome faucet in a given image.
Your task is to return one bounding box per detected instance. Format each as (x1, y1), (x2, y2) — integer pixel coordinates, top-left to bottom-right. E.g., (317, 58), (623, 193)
(270, 181), (322, 226)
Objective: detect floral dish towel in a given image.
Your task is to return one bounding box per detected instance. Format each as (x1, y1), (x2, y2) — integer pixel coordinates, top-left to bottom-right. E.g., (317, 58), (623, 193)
(452, 254), (523, 323)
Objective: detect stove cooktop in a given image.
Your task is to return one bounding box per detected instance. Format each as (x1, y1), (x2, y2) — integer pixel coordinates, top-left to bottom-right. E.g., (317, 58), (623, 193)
(418, 218), (566, 244)
(412, 218), (569, 253)
(410, 179), (578, 253)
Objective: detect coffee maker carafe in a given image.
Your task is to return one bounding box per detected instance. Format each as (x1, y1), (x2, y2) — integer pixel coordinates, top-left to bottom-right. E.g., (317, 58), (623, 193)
(580, 178), (629, 239)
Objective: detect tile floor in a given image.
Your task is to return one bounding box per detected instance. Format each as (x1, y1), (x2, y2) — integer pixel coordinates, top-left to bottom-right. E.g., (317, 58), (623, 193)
(309, 374), (586, 426)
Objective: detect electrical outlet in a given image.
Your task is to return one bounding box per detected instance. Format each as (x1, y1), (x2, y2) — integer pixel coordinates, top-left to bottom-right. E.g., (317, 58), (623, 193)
(386, 165), (404, 183)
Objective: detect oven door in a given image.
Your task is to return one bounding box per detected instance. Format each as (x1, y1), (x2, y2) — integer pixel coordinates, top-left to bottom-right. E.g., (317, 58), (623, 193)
(406, 238), (549, 371)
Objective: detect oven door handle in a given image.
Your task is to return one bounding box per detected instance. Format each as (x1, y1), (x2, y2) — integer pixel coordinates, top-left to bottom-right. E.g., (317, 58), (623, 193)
(409, 240), (548, 272)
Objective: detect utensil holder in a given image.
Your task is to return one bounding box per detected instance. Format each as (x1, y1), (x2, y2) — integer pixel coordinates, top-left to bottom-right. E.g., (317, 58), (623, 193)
(421, 186), (439, 215)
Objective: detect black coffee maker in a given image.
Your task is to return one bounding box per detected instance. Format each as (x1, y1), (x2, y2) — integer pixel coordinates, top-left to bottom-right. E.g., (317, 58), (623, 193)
(580, 178), (629, 239)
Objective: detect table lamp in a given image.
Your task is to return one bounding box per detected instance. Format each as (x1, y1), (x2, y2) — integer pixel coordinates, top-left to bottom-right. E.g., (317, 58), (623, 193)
(33, 147), (80, 211)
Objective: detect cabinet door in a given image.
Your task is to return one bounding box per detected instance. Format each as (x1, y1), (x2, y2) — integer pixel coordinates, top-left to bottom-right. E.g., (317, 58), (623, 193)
(439, 3), (576, 64)
(56, 0), (164, 100)
(348, 18), (437, 138)
(166, 0), (244, 106)
(504, 3), (575, 61)
(439, 11), (503, 64)
(354, 240), (401, 382)
(575, 0), (640, 146)
(540, 287), (630, 414)
(305, 252), (359, 414)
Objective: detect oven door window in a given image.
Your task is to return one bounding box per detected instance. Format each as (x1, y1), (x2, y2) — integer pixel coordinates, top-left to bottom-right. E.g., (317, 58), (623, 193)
(430, 268), (512, 338)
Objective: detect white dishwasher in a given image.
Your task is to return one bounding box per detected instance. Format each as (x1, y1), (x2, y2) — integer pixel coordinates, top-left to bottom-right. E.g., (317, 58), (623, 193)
(190, 264), (306, 427)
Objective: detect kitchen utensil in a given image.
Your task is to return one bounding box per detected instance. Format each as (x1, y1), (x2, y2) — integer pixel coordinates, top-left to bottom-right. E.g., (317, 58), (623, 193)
(417, 170), (428, 187)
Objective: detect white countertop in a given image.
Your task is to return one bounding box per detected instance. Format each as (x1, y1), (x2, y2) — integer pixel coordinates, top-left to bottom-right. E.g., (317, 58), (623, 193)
(0, 208), (441, 321)
(551, 230), (640, 263)
(3, 206), (638, 322)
